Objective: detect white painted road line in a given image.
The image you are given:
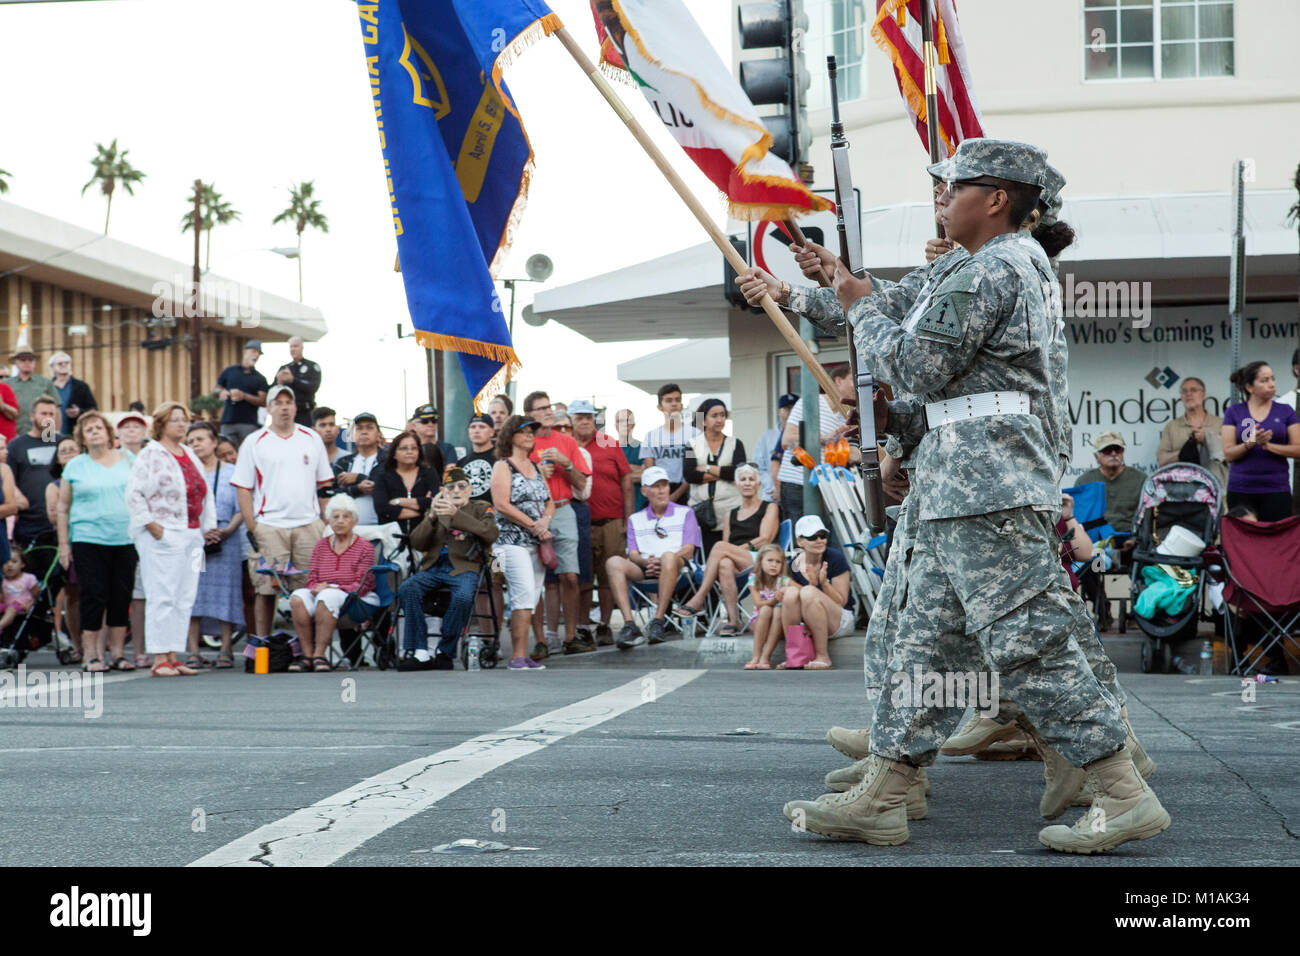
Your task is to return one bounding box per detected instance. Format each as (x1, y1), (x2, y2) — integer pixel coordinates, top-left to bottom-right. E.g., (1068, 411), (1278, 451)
(188, 668), (705, 867)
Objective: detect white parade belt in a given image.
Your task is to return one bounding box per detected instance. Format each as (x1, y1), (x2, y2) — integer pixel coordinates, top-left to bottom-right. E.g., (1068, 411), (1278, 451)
(924, 391), (1031, 429)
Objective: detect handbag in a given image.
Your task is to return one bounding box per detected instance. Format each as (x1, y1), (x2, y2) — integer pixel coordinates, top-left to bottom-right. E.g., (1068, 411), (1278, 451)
(538, 538), (559, 571)
(783, 624), (815, 668)
(691, 438), (720, 529)
(204, 537), (223, 556)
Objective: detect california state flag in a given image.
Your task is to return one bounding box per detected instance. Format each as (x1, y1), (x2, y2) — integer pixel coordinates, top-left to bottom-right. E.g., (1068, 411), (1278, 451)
(591, 0), (832, 221)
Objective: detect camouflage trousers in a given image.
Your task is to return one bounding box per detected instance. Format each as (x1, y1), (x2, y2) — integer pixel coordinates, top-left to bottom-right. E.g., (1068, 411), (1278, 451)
(867, 504), (1128, 768)
(864, 488), (1126, 715)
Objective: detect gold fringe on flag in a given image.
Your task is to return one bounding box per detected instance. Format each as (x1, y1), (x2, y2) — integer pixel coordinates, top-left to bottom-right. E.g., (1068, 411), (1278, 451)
(871, 0), (955, 158)
(936, 7), (950, 64)
(412, 330), (522, 410)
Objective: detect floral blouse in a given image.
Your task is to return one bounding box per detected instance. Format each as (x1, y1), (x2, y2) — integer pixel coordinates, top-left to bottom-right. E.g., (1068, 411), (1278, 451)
(125, 441), (216, 537)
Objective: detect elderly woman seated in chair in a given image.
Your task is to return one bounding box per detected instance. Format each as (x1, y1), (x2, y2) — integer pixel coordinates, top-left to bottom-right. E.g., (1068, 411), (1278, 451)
(288, 495), (378, 672)
(396, 466), (499, 671)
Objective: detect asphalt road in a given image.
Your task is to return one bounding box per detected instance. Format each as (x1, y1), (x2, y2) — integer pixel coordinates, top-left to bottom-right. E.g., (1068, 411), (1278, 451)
(1, 639), (1296, 868)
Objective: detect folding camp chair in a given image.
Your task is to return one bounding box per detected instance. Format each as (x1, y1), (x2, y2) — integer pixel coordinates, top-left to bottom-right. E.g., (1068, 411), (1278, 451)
(1063, 479), (1128, 631)
(627, 556), (700, 637)
(330, 537), (402, 670)
(810, 463), (887, 619)
(1218, 514), (1300, 675)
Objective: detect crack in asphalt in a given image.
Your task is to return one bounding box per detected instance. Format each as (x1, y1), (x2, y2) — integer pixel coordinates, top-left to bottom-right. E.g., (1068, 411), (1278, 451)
(1130, 688), (1298, 841)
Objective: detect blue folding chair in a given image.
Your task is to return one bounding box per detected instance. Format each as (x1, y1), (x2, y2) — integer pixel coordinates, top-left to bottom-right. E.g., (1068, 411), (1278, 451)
(331, 539), (402, 670)
(628, 557), (701, 636)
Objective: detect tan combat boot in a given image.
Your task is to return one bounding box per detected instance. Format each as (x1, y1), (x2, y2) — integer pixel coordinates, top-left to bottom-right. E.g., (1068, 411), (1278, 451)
(825, 726), (872, 760)
(1038, 747), (1171, 854)
(972, 724), (1041, 761)
(823, 761), (929, 818)
(784, 755), (916, 844)
(939, 713), (1022, 756)
(1015, 716), (1086, 820)
(1120, 706), (1156, 779)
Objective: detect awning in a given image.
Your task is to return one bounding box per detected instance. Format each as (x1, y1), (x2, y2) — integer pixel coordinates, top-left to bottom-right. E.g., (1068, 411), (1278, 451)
(531, 189), (1298, 343)
(617, 338), (731, 394)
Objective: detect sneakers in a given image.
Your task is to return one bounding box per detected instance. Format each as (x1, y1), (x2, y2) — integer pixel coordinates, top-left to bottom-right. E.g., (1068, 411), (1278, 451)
(825, 726), (872, 760)
(530, 641), (550, 662)
(1016, 716), (1087, 820)
(939, 714), (1022, 756)
(594, 623), (614, 646)
(396, 651), (436, 672)
(646, 618), (668, 644)
(508, 656), (546, 670)
(1038, 747), (1171, 854)
(783, 755), (917, 845)
(565, 635), (597, 655)
(822, 760), (929, 819)
(617, 623), (645, 649)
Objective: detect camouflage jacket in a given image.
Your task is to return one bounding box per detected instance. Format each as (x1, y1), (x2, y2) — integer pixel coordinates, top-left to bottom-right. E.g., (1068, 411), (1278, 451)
(848, 232), (1064, 520)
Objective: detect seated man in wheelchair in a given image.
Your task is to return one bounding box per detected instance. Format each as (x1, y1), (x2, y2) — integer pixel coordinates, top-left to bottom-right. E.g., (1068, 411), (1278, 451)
(397, 466), (498, 671)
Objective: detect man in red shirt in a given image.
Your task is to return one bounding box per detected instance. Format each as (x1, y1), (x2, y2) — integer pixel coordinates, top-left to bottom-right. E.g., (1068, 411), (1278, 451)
(571, 400), (632, 644)
(524, 390), (595, 656)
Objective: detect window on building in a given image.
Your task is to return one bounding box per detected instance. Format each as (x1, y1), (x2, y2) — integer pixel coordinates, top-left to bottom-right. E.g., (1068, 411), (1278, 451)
(803, 0), (868, 111)
(1084, 0), (1234, 81)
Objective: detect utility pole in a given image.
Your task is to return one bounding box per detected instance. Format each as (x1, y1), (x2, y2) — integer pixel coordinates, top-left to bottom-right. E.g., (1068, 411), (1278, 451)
(191, 179), (203, 401)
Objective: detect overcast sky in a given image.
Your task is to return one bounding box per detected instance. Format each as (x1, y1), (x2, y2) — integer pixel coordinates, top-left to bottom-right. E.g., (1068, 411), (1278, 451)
(0, 0), (735, 441)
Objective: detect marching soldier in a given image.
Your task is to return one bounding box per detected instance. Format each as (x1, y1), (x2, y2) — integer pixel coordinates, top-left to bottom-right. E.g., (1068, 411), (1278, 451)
(774, 139), (1169, 853)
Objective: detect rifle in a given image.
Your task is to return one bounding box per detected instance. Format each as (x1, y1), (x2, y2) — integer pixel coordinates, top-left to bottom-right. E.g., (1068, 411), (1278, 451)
(827, 55), (886, 536)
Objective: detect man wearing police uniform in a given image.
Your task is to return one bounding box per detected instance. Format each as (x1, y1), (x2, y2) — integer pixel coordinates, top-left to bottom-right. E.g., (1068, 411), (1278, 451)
(780, 139), (1170, 854)
(276, 336), (322, 427)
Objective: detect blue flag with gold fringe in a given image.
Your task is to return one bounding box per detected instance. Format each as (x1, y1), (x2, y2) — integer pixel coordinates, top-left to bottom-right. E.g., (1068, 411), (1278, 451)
(358, 0), (560, 404)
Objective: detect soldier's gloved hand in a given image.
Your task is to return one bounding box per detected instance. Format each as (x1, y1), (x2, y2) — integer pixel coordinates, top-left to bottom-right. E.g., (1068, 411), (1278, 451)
(790, 241), (836, 282)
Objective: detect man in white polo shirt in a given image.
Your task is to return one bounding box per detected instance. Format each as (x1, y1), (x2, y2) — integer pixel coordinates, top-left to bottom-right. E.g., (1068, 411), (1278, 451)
(604, 466), (701, 648)
(232, 384), (334, 645)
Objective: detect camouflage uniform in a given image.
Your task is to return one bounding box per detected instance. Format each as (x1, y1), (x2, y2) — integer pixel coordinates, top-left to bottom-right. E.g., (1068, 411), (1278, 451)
(849, 140), (1127, 768)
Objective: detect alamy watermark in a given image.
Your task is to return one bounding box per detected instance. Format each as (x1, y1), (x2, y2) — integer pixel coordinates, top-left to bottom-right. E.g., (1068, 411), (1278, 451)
(1046, 274), (1152, 329)
(151, 275), (260, 328)
(0, 664), (102, 718)
(890, 666), (1000, 717)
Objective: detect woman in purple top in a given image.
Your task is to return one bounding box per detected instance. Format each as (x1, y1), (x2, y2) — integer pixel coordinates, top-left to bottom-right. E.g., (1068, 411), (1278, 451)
(1220, 361), (1300, 521)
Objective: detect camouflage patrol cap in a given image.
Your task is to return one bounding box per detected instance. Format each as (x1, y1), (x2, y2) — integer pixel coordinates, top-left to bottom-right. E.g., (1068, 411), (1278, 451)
(1040, 164), (1066, 226)
(928, 137), (1047, 189)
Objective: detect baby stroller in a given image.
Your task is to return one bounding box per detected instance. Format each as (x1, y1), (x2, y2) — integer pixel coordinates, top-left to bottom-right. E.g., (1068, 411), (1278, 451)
(0, 542), (75, 668)
(1128, 464), (1221, 673)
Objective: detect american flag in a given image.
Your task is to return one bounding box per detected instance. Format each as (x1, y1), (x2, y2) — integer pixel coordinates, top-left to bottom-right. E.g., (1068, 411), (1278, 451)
(871, 0), (985, 157)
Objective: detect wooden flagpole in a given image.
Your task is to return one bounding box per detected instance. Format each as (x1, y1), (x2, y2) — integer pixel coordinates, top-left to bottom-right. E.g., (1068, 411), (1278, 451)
(920, 0), (946, 240)
(552, 26), (848, 416)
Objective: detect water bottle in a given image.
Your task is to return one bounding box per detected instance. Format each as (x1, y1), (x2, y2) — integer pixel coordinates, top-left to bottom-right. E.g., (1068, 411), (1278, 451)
(1199, 640), (1214, 675)
(467, 636), (481, 672)
(1171, 655), (1196, 675)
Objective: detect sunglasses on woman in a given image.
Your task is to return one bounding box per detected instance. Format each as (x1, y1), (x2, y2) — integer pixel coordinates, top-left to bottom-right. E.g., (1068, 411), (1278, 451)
(804, 531), (829, 541)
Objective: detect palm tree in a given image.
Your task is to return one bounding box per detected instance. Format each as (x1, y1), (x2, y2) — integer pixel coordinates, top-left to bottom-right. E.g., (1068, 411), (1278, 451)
(272, 180), (328, 301)
(81, 139), (146, 234)
(180, 183), (242, 270)
(0, 168), (11, 194)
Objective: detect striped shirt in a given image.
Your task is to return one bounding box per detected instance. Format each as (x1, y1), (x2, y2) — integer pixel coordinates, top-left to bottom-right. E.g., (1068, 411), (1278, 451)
(305, 535), (375, 596)
(626, 502), (701, 558)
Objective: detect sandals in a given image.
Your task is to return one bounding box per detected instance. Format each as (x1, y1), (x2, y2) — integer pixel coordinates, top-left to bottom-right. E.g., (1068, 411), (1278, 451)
(84, 658), (109, 673)
(717, 623), (743, 637)
(313, 657), (333, 672)
(744, 659), (772, 670)
(174, 658), (199, 676)
(214, 653), (234, 669)
(108, 657), (136, 671)
(133, 654), (150, 669)
(185, 654), (208, 671)
(804, 660), (835, 670)
(673, 605), (701, 619)
(287, 658), (306, 673)
(151, 660), (179, 677)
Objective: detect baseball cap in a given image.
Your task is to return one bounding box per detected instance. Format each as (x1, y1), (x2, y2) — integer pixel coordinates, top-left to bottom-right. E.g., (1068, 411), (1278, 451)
(412, 403), (439, 422)
(243, 339), (263, 353)
(641, 465), (670, 488)
(116, 411), (149, 429)
(266, 384), (296, 404)
(468, 413), (494, 428)
(1093, 431), (1125, 451)
(352, 412), (378, 426)
(443, 466), (469, 485)
(512, 418), (543, 436)
(568, 399), (596, 416)
(777, 393), (798, 410)
(795, 515), (829, 538)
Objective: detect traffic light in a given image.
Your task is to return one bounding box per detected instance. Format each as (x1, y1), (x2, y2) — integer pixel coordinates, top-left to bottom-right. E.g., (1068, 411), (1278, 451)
(737, 0), (812, 167)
